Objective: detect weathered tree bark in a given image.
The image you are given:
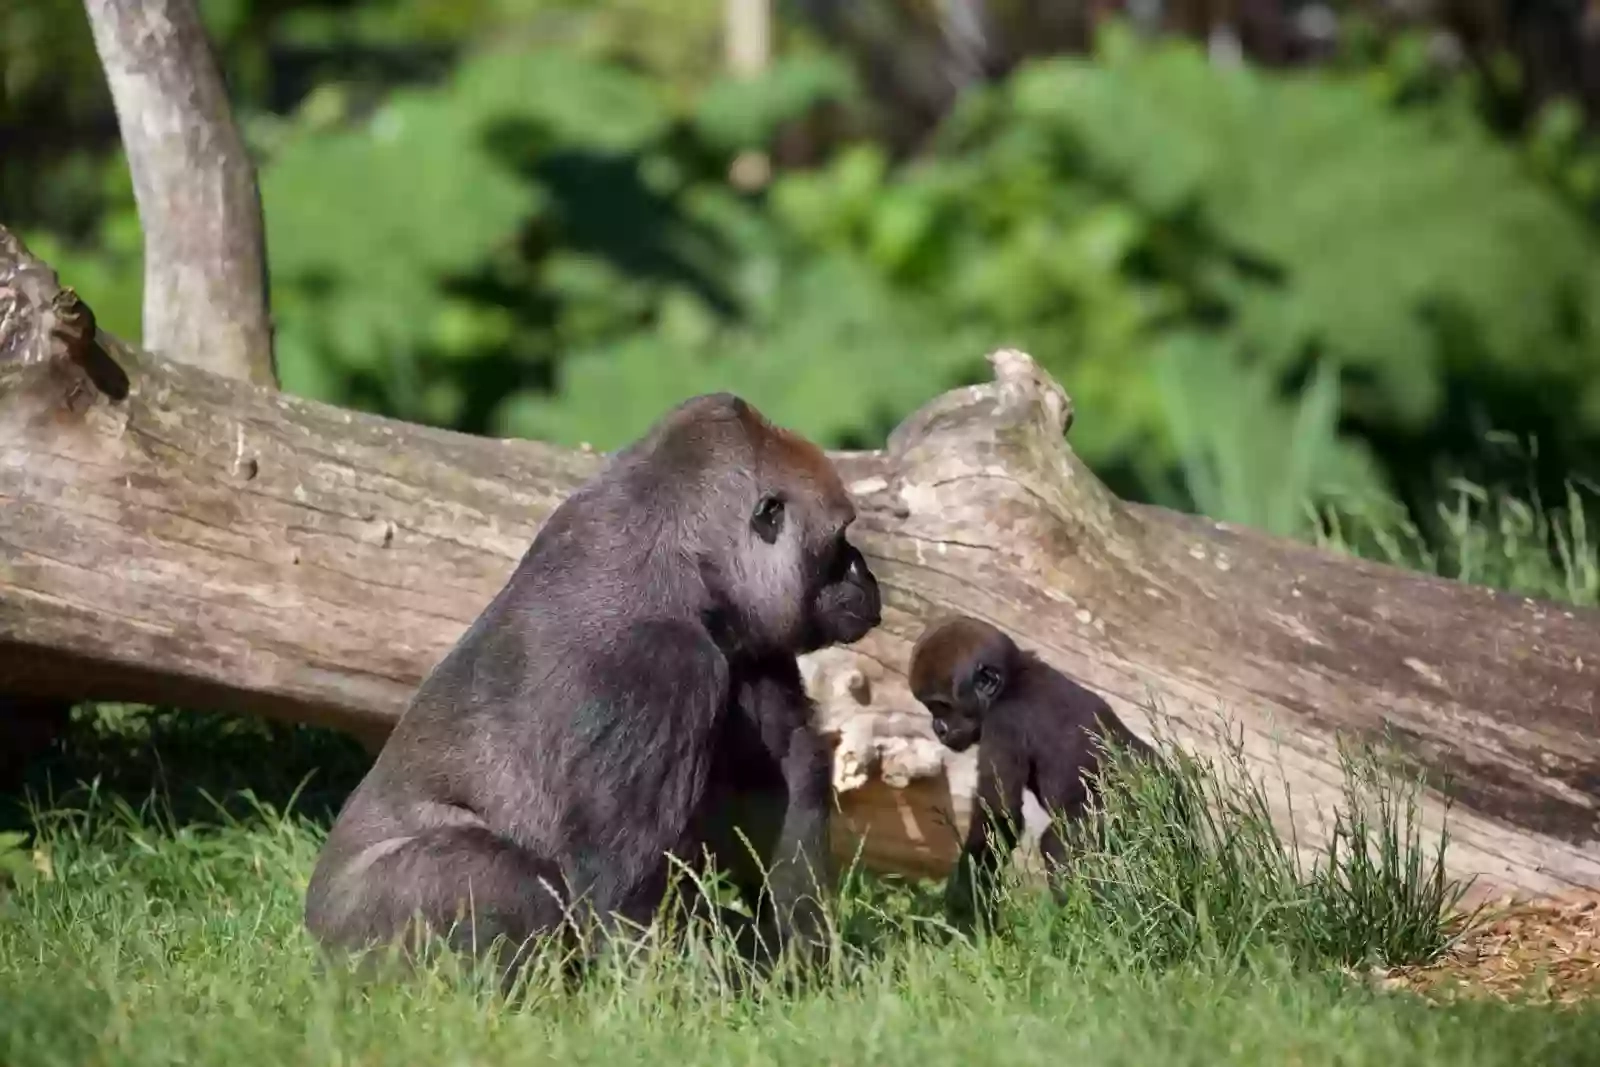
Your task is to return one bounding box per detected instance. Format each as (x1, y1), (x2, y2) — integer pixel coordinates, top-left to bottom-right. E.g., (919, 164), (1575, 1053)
(15, 0), (275, 784)
(81, 0), (277, 388)
(2, 228), (1597, 902)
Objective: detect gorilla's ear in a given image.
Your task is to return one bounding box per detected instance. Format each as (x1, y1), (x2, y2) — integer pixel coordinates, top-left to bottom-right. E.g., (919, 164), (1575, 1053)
(973, 664), (1004, 703)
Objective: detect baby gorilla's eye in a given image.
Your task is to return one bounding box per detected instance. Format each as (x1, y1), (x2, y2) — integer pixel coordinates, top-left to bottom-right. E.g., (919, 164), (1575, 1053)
(751, 493), (785, 543)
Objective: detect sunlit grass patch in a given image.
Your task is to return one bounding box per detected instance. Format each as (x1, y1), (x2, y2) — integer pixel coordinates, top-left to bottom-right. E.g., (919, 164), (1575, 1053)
(2, 773), (1596, 1067)
(0, 713), (1530, 1067)
(949, 719), (1472, 975)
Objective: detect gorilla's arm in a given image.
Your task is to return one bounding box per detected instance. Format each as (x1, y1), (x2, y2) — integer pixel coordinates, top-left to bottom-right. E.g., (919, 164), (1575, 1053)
(945, 735), (1026, 931)
(558, 618), (733, 928)
(711, 663), (835, 964)
(765, 716), (834, 960)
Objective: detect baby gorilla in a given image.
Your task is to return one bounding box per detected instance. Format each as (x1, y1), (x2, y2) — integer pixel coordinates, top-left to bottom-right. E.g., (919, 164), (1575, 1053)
(908, 614), (1154, 930)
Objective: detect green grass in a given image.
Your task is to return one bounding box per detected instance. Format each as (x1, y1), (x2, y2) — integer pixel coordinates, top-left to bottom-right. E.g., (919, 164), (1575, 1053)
(4, 708), (1596, 1067)
(1315, 475), (1599, 608)
(2, 478), (1598, 1065)
(1020, 726), (1474, 972)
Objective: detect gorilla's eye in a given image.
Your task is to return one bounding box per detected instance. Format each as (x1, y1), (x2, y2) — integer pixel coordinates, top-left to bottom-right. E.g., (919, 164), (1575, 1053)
(751, 494), (785, 543)
(973, 664), (1004, 701)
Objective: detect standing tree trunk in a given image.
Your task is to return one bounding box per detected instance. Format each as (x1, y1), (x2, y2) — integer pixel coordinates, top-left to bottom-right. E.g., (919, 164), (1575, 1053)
(725, 0), (772, 77)
(725, 0), (775, 190)
(81, 0), (276, 388)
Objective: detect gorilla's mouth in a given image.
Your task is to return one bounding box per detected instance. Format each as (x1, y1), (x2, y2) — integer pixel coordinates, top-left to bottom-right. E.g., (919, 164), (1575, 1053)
(809, 554), (882, 642)
(836, 596), (881, 626)
(828, 601), (880, 645)
(937, 726), (980, 753)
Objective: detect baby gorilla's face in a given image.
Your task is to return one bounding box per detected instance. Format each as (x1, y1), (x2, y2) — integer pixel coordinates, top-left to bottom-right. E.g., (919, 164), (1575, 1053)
(921, 698), (982, 753)
(913, 653), (1005, 754)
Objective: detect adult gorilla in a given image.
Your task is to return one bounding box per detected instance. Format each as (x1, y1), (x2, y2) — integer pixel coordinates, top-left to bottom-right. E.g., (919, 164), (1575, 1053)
(305, 393), (882, 978)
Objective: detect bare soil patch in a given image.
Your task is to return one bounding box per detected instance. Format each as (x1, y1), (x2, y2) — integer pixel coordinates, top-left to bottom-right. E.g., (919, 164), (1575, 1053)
(1375, 891), (1600, 1006)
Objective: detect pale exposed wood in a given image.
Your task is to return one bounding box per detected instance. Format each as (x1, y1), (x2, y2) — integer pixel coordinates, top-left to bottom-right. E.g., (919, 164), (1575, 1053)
(725, 0), (772, 77)
(2, 226), (1598, 902)
(81, 0), (276, 388)
(724, 0), (773, 191)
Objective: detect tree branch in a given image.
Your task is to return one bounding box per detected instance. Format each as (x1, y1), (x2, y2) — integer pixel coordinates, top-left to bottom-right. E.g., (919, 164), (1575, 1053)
(2, 226), (1597, 900)
(81, 0), (276, 388)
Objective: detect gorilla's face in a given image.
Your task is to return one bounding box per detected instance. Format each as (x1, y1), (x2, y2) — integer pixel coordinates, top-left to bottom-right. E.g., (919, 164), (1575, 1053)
(737, 485), (880, 655)
(921, 698), (982, 754)
(805, 535), (881, 651)
(670, 396), (882, 658)
(909, 624), (1011, 754)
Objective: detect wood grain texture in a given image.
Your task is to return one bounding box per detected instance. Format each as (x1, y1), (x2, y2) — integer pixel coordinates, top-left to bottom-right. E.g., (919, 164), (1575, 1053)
(2, 226), (1597, 900)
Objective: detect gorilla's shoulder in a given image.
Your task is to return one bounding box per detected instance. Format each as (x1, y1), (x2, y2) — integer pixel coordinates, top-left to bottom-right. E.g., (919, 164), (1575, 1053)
(583, 618), (730, 700)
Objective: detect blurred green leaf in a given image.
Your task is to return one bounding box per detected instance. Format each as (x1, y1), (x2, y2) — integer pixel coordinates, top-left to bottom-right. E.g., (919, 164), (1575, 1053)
(693, 53), (858, 153)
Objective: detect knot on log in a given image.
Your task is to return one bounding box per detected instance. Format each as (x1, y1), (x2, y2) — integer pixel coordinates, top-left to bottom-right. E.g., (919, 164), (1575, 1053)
(1, 229), (68, 368)
(885, 347), (1074, 462)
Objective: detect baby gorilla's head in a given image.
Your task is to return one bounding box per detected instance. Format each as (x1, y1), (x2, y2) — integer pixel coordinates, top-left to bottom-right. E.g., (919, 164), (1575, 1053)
(907, 615), (1019, 752)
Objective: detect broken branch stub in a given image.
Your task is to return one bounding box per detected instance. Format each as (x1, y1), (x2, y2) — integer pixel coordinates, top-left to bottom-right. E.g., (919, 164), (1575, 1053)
(0, 230), (130, 414)
(1, 225), (1597, 899)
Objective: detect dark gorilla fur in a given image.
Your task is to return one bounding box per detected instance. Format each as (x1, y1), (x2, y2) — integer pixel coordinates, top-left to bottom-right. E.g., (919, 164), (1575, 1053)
(908, 614), (1155, 930)
(304, 393), (882, 981)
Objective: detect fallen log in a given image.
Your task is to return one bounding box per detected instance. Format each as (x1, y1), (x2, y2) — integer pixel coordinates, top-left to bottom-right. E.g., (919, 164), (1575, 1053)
(2, 228), (1597, 901)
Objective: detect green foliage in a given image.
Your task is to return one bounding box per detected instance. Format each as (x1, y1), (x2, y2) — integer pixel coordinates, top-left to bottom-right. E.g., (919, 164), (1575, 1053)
(693, 52), (860, 154)
(1155, 342), (1380, 536)
(262, 47), (675, 418)
(13, 5), (1600, 553)
(503, 252), (991, 450)
(1317, 472), (1600, 609)
(1023, 28), (1599, 415)
(352, 22), (1591, 535)
(754, 26), (1600, 528)
(0, 831), (42, 891)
